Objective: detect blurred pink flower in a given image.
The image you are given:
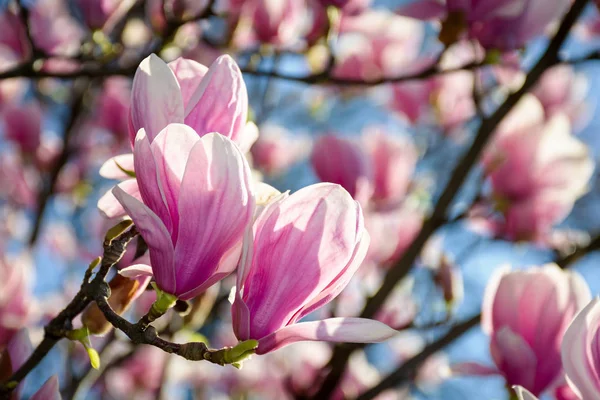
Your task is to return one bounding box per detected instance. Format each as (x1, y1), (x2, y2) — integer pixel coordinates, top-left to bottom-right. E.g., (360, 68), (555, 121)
(480, 96), (593, 242)
(333, 10), (425, 81)
(311, 134), (373, 206)
(0, 257), (31, 348)
(2, 101), (42, 154)
(398, 0), (570, 51)
(250, 124), (310, 176)
(29, 0), (85, 56)
(105, 345), (167, 399)
(232, 183), (397, 354)
(481, 264), (591, 396)
(364, 205), (423, 266)
(75, 0), (121, 29)
(94, 77), (131, 139)
(531, 65), (590, 128)
(0, 329), (32, 397)
(0, 7), (30, 61)
(364, 128), (418, 206)
(114, 125), (254, 300)
(248, 0), (309, 47)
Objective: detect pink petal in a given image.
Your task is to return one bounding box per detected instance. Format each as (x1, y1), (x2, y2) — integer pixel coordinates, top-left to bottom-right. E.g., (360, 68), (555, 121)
(112, 185), (176, 294)
(119, 264), (154, 279)
(513, 386), (540, 400)
(257, 317), (398, 354)
(30, 375), (61, 400)
(184, 55), (248, 141)
(130, 54), (184, 145)
(133, 129), (172, 233)
(168, 57), (208, 109)
(150, 124), (200, 242)
(99, 153), (135, 179)
(561, 297), (600, 400)
(97, 179), (140, 219)
(242, 183), (368, 339)
(396, 0), (447, 20)
(173, 133), (254, 298)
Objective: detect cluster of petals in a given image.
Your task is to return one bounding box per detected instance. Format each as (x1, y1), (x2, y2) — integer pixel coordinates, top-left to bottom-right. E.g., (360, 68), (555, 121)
(398, 0), (571, 51)
(457, 264), (591, 397)
(477, 95), (593, 242)
(516, 296), (600, 400)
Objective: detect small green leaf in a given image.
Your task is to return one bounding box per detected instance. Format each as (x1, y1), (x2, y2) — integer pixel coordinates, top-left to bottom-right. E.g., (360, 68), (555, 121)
(104, 220), (134, 245)
(114, 160), (136, 178)
(86, 347), (101, 370)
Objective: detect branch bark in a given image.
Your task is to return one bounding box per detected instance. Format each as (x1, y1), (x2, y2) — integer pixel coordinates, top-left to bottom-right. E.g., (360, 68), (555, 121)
(310, 0), (591, 397)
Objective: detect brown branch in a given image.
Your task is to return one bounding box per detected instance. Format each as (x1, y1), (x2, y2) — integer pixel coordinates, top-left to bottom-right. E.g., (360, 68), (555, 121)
(27, 79), (89, 245)
(0, 226), (139, 398)
(310, 1), (591, 398)
(357, 230), (600, 400)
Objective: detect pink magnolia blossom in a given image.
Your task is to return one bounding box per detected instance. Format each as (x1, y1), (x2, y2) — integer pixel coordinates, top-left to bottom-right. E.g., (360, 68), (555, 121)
(0, 7), (30, 61)
(250, 124), (311, 176)
(247, 0), (309, 47)
(105, 345), (167, 399)
(99, 54), (257, 218)
(113, 124), (255, 300)
(531, 65), (590, 128)
(2, 101), (42, 154)
(311, 134), (373, 206)
(0, 329), (32, 397)
(399, 0), (570, 51)
(129, 54), (249, 147)
(560, 297), (600, 400)
(364, 129), (418, 206)
(75, 0), (121, 29)
(333, 10), (425, 81)
(94, 77), (131, 139)
(364, 205), (423, 266)
(0, 256), (31, 347)
(480, 96), (593, 242)
(29, 0), (85, 57)
(480, 264), (591, 396)
(232, 183), (397, 354)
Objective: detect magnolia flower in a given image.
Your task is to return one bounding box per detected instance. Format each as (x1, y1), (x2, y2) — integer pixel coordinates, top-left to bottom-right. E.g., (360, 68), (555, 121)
(333, 10), (425, 81)
(480, 95), (594, 242)
(99, 54), (257, 218)
(0, 329), (32, 397)
(0, 256), (31, 347)
(561, 297), (600, 400)
(2, 101), (42, 154)
(248, 0), (309, 47)
(311, 134), (373, 206)
(113, 124), (254, 300)
(363, 129), (418, 206)
(398, 0), (570, 51)
(129, 54), (250, 148)
(250, 124), (311, 176)
(232, 183), (397, 354)
(75, 0), (121, 29)
(29, 0), (85, 57)
(477, 264), (591, 396)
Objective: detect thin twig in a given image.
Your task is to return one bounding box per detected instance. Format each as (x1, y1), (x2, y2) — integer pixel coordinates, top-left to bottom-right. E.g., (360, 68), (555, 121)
(0, 226), (139, 398)
(310, 1), (590, 397)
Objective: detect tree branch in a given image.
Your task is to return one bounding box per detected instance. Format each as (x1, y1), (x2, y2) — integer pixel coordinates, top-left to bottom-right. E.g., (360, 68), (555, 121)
(310, 0), (591, 397)
(357, 229), (600, 400)
(0, 226), (139, 397)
